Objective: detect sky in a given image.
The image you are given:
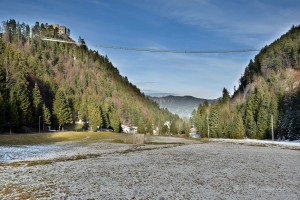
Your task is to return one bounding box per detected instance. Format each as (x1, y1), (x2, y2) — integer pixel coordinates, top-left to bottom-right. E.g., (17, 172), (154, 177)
(1, 0), (300, 99)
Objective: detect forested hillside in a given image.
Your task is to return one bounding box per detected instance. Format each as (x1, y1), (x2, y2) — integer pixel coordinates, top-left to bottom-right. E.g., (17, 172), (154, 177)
(0, 19), (184, 133)
(193, 25), (300, 140)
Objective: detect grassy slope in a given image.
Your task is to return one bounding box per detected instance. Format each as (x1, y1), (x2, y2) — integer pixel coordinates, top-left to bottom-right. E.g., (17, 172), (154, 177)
(0, 131), (124, 145)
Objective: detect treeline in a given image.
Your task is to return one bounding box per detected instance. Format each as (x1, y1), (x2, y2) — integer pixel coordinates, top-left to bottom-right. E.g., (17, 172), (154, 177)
(193, 25), (300, 140)
(0, 19), (183, 133)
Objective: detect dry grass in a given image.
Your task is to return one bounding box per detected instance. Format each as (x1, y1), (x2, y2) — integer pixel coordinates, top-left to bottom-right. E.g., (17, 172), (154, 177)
(0, 131), (124, 145)
(1, 183), (55, 199)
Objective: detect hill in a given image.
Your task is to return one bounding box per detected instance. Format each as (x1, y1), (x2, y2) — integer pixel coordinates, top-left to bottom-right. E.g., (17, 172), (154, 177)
(0, 19), (186, 134)
(192, 25), (300, 140)
(150, 95), (215, 118)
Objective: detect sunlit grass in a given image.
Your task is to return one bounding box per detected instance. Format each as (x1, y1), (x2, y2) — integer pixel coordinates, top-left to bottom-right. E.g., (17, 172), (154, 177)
(0, 131), (124, 146)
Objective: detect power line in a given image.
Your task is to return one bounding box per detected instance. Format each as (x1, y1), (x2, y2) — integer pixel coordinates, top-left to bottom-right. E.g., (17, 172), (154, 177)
(94, 44), (258, 54)
(40, 37), (259, 54)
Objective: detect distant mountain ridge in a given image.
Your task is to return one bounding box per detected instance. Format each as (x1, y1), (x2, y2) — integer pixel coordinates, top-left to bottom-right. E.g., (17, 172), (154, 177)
(150, 95), (215, 118)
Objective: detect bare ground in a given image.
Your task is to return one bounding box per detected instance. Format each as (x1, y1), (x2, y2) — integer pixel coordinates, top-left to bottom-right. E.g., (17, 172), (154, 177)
(0, 141), (299, 199)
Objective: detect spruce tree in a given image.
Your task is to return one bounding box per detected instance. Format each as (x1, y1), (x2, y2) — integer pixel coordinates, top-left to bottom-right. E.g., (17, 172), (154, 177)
(42, 104), (51, 127)
(53, 90), (72, 130)
(161, 125), (169, 135)
(170, 121), (177, 134)
(222, 88), (230, 104)
(230, 109), (244, 139)
(32, 83), (43, 117)
(256, 86), (270, 139)
(219, 107), (230, 138)
(256, 105), (268, 139)
(289, 91), (300, 139)
(9, 84), (32, 127)
(137, 119), (146, 134)
(245, 97), (256, 138)
(146, 122), (153, 134)
(109, 109), (120, 133)
(87, 104), (102, 132)
(0, 93), (5, 129)
(209, 107), (219, 138)
(19, 89), (32, 125)
(9, 95), (19, 129)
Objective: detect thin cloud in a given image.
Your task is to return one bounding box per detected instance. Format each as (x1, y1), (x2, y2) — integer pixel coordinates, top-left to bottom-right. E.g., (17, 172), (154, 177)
(136, 81), (158, 86)
(132, 0), (300, 47)
(89, 0), (110, 7)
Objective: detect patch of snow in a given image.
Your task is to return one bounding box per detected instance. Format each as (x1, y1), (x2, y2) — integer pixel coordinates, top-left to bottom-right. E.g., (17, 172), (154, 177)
(0, 145), (65, 163)
(209, 138), (300, 148)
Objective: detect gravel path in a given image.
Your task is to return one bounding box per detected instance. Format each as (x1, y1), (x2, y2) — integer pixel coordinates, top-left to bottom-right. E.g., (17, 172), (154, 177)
(1, 142), (299, 199)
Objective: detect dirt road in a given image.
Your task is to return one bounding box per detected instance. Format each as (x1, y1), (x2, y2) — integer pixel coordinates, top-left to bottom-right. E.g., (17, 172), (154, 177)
(1, 142), (299, 199)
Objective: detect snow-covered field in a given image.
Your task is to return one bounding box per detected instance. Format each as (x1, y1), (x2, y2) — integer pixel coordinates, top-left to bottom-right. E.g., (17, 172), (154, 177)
(1, 140), (299, 199)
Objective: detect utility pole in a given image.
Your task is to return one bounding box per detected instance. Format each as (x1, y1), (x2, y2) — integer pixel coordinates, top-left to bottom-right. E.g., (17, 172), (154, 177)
(207, 115), (210, 139)
(39, 116), (41, 133)
(271, 115), (274, 141)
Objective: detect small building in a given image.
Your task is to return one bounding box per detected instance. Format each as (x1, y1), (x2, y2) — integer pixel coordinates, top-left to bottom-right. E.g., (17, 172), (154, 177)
(189, 127), (200, 138)
(53, 24), (59, 30)
(59, 26), (66, 35)
(153, 127), (159, 135)
(164, 121), (171, 129)
(121, 124), (130, 133)
(121, 124), (137, 134)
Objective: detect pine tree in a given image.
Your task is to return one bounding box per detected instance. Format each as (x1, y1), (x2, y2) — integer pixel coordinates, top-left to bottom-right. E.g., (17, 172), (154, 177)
(19, 88), (32, 126)
(209, 107), (219, 138)
(137, 119), (146, 134)
(146, 122), (153, 134)
(289, 90), (300, 139)
(87, 104), (102, 132)
(222, 88), (230, 104)
(42, 104), (51, 127)
(9, 95), (19, 129)
(230, 109), (245, 139)
(170, 121), (177, 134)
(255, 84), (270, 139)
(99, 106), (107, 128)
(195, 102), (209, 137)
(110, 109), (120, 133)
(219, 106), (230, 138)
(53, 90), (72, 130)
(0, 93), (5, 129)
(9, 84), (32, 127)
(245, 97), (256, 138)
(32, 83), (43, 117)
(161, 124), (169, 135)
(256, 104), (268, 139)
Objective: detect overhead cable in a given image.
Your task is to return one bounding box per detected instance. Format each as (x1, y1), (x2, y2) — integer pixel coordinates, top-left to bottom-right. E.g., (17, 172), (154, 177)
(40, 37), (258, 54)
(94, 44), (258, 53)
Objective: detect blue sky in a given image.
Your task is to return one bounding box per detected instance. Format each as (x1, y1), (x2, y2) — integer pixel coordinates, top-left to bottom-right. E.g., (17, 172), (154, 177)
(1, 0), (300, 98)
